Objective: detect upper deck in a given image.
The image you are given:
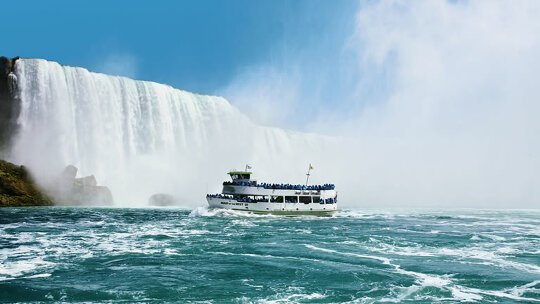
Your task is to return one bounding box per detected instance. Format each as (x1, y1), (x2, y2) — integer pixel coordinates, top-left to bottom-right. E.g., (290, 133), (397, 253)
(221, 170), (336, 198)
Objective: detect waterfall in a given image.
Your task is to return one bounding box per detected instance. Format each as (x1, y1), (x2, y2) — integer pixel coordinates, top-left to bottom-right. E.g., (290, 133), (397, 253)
(9, 59), (323, 206)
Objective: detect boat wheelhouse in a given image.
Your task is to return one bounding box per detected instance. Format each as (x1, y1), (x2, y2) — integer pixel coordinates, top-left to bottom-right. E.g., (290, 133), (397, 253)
(206, 167), (337, 215)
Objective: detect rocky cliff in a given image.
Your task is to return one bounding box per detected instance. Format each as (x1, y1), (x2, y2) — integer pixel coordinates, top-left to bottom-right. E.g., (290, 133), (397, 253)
(0, 56), (20, 156)
(0, 159), (53, 206)
(54, 165), (114, 206)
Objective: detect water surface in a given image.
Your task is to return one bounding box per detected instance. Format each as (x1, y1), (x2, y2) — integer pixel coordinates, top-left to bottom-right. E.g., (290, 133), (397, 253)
(1, 207), (539, 303)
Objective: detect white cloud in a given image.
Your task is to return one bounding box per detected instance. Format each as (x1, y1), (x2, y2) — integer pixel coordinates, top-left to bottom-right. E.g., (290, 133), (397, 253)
(221, 65), (302, 128)
(334, 0), (540, 208)
(223, 0), (540, 208)
(94, 53), (138, 78)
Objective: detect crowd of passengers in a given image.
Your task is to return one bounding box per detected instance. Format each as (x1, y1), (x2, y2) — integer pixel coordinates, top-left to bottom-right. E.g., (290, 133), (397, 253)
(207, 194), (232, 199)
(206, 193), (336, 204)
(222, 181), (335, 190)
(259, 183), (335, 191)
(206, 194), (268, 203)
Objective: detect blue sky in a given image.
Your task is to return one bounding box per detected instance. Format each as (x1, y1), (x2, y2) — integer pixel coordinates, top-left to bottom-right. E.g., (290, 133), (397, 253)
(4, 0), (358, 96)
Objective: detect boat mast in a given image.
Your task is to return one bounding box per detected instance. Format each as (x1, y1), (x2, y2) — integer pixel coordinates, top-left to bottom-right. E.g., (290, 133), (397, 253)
(305, 164), (313, 186)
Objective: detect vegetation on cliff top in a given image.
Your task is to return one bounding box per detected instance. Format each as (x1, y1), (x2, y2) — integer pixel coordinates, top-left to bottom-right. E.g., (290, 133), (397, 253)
(0, 159), (53, 207)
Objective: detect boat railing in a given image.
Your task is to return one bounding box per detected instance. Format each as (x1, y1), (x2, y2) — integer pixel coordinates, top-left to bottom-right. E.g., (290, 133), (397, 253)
(207, 193), (269, 203)
(223, 181), (335, 191)
(206, 194), (233, 199)
(208, 193), (336, 204)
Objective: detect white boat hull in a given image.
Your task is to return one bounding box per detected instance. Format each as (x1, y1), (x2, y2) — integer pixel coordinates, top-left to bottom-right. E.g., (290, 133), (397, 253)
(207, 197), (337, 215)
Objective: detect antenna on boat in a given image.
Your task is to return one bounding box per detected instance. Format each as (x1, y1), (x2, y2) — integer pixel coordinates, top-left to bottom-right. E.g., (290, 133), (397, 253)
(305, 164), (314, 186)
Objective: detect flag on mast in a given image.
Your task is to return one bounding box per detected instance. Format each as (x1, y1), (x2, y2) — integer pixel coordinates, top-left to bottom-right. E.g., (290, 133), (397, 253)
(245, 164), (252, 171)
(305, 163), (314, 186)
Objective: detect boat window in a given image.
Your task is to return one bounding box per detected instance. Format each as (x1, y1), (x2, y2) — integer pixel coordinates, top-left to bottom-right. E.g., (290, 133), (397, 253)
(285, 196), (298, 203)
(271, 196), (283, 203)
(255, 196), (268, 202)
(299, 196), (311, 204)
(231, 174), (239, 180)
(312, 196), (321, 203)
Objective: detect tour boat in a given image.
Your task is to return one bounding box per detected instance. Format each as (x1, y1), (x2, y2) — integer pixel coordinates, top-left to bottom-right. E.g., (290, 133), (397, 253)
(206, 165), (337, 215)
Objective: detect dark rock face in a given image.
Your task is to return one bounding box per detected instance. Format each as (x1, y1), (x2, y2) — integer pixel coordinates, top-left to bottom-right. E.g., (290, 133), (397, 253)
(148, 193), (178, 206)
(0, 159), (53, 206)
(55, 165), (114, 206)
(0, 56), (21, 155)
(62, 164), (78, 180)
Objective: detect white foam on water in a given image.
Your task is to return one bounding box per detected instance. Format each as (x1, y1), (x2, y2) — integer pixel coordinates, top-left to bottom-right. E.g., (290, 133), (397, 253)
(79, 220), (107, 227)
(366, 242), (436, 258)
(338, 240), (360, 245)
(255, 289), (326, 304)
(210, 251), (324, 264)
(163, 248), (181, 256)
(387, 257), (540, 303)
(0, 245), (38, 259)
(11, 232), (36, 244)
(479, 233), (506, 241)
(435, 247), (540, 274)
(294, 229), (312, 234)
(508, 280), (540, 297)
(80, 251), (94, 259)
(382, 262), (539, 303)
(136, 225), (211, 237)
(241, 278), (264, 289)
(450, 287), (484, 302)
(189, 207), (276, 218)
(0, 223), (22, 231)
(90, 231), (170, 255)
(178, 229), (212, 235)
(496, 246), (519, 254)
(24, 273), (52, 279)
(379, 285), (421, 303)
(231, 219), (259, 227)
(452, 284), (540, 302)
(137, 227), (177, 237)
(318, 239), (533, 303)
(0, 257), (55, 281)
(304, 244), (392, 265)
(333, 209), (395, 220)
(470, 234), (481, 241)
(390, 262), (454, 291)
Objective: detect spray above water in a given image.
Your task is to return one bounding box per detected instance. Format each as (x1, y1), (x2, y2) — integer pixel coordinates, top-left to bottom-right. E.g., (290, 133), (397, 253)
(9, 59), (326, 206)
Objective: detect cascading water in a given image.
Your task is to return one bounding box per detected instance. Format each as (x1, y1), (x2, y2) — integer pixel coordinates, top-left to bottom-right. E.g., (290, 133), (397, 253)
(9, 59), (325, 206)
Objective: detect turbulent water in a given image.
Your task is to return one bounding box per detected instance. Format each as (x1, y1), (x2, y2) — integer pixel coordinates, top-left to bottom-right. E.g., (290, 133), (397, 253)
(1, 208), (538, 303)
(10, 59), (323, 205)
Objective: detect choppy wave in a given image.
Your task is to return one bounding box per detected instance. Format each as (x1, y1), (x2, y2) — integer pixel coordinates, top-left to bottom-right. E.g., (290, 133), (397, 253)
(0, 207), (539, 303)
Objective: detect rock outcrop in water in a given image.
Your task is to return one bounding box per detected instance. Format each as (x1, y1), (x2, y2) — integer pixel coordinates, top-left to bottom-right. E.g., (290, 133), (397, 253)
(54, 165), (114, 205)
(148, 193), (179, 206)
(0, 56), (20, 156)
(0, 159), (53, 207)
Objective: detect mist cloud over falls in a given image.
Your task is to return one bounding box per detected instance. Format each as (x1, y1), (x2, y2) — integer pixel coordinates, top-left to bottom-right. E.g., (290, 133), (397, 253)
(10, 59), (327, 207)
(223, 1), (540, 208)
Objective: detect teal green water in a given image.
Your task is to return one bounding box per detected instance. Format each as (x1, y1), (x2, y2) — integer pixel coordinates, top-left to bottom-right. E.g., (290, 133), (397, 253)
(0, 207), (539, 303)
